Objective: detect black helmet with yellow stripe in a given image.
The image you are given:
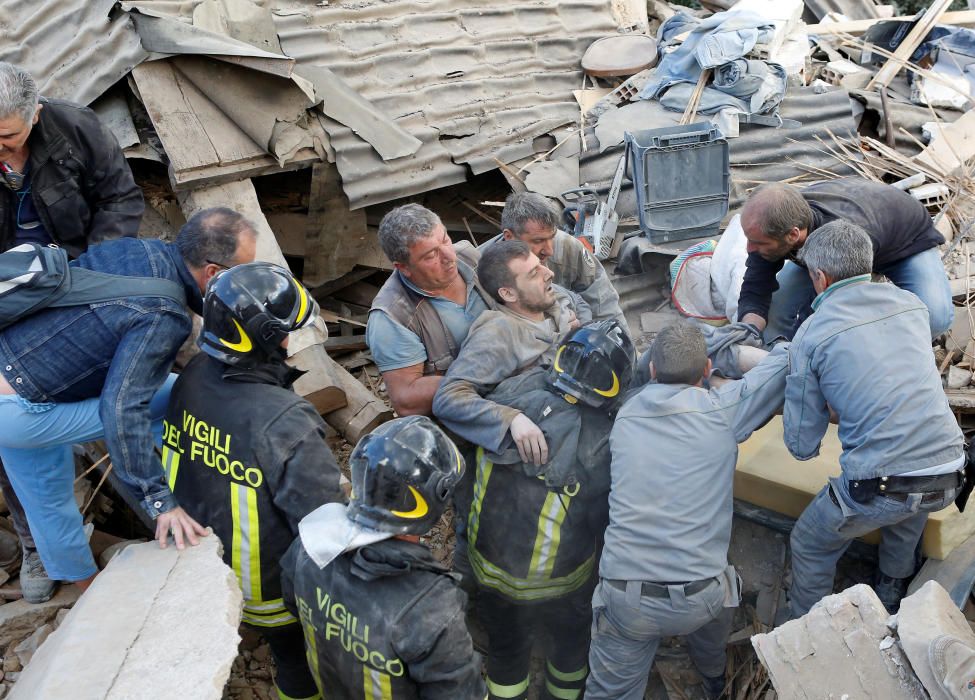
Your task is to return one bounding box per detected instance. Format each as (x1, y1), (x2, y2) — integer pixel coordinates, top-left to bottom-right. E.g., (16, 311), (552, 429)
(549, 319), (635, 409)
(347, 416), (464, 536)
(199, 261), (318, 368)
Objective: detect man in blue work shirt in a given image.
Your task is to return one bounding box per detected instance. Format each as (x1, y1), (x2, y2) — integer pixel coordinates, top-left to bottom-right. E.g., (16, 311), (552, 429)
(783, 220), (965, 616)
(587, 322), (789, 699)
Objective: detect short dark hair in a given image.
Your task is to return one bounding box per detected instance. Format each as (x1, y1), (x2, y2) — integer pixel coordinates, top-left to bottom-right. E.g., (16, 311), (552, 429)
(378, 204), (442, 264)
(478, 239), (532, 304)
(650, 322), (708, 385)
(175, 208), (256, 268)
(500, 192), (561, 235)
(741, 183), (814, 240)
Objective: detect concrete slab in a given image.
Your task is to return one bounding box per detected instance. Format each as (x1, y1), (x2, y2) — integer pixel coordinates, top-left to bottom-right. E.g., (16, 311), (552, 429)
(752, 584), (925, 699)
(9, 536), (241, 700)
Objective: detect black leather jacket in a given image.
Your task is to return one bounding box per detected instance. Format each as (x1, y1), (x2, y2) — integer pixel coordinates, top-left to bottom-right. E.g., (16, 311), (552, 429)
(0, 98), (144, 257)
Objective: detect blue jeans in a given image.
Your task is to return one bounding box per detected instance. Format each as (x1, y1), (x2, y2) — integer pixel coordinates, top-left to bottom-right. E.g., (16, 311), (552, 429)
(0, 375), (176, 581)
(586, 577), (734, 700)
(765, 248), (954, 341)
(788, 474), (959, 618)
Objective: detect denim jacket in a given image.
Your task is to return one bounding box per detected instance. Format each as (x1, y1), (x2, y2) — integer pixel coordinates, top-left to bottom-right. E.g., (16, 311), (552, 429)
(0, 238), (203, 518)
(784, 278), (963, 478)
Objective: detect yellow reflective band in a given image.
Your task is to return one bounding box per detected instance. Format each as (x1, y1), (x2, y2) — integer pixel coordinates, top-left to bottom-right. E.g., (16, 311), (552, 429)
(390, 485), (429, 519)
(363, 666), (392, 700)
(220, 319), (253, 353)
(553, 345), (565, 373)
(593, 371), (620, 398)
(486, 676), (530, 699)
(563, 393), (577, 405)
(470, 547), (594, 602)
(529, 491), (568, 580)
(467, 448), (494, 549)
(453, 443), (464, 474)
(547, 662), (588, 683)
(244, 597), (288, 613)
(230, 484), (262, 603)
(300, 618), (323, 696)
(243, 610), (297, 627)
(544, 680), (582, 699)
(161, 445), (180, 491)
(293, 276), (310, 327)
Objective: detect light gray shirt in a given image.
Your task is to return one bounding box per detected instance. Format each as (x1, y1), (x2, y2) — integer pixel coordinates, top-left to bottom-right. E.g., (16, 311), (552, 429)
(784, 278), (963, 478)
(600, 345), (790, 583)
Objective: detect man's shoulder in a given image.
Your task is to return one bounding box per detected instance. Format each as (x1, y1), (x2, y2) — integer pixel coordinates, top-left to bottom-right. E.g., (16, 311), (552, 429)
(38, 99), (106, 143)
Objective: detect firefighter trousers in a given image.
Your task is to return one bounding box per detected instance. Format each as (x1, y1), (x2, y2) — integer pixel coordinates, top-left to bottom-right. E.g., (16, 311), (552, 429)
(477, 585), (592, 700)
(254, 621), (320, 700)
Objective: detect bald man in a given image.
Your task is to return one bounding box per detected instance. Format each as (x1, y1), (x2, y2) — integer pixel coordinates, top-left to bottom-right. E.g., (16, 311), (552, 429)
(735, 178), (950, 341)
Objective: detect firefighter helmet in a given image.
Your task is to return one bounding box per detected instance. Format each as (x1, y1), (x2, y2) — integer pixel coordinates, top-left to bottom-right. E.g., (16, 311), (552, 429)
(347, 416), (464, 535)
(549, 319), (635, 408)
(199, 261), (318, 368)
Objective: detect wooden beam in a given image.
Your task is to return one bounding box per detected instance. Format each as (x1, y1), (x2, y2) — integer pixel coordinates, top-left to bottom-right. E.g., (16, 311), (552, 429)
(325, 369), (393, 445)
(806, 10), (975, 36)
(867, 0), (954, 90)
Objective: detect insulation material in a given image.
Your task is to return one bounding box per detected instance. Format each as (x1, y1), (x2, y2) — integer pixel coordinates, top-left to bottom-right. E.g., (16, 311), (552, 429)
(734, 417), (975, 560)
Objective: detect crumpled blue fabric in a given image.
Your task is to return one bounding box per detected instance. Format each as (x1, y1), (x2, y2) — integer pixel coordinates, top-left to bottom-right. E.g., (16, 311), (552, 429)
(658, 58), (786, 115)
(639, 10), (775, 101)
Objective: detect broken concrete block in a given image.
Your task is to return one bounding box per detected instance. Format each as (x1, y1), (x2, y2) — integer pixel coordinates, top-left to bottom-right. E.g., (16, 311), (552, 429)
(897, 581), (975, 700)
(752, 584), (926, 699)
(97, 539), (145, 569)
(0, 587), (79, 649)
(12, 624), (51, 668)
(947, 365), (973, 389)
(9, 536), (241, 700)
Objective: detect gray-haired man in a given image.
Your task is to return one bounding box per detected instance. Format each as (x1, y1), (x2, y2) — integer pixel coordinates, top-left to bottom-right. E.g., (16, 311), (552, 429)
(480, 192), (629, 333)
(587, 322), (789, 699)
(0, 61), (144, 601)
(367, 204), (493, 417)
(784, 220), (965, 617)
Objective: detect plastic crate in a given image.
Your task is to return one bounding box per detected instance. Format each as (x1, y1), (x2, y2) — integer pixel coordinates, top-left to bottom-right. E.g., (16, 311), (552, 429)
(625, 123), (730, 244)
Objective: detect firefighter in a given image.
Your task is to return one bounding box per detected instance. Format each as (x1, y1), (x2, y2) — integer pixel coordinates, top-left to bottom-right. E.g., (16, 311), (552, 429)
(162, 262), (343, 700)
(280, 416), (487, 699)
(433, 241), (634, 700)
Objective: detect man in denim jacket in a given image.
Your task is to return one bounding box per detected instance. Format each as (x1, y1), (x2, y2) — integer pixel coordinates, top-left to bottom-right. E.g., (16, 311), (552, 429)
(0, 207), (257, 595)
(783, 220), (965, 617)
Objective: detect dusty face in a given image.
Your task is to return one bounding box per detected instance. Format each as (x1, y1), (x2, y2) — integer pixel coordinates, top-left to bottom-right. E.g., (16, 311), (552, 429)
(742, 215), (801, 262)
(398, 225), (459, 293)
(507, 252), (556, 313)
(507, 219), (556, 263)
(0, 109), (38, 164)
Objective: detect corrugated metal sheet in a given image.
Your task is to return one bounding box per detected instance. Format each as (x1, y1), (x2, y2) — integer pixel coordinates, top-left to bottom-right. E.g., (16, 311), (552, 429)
(803, 0), (882, 22)
(578, 86), (859, 218)
(127, 0), (623, 208)
(0, 0), (148, 106)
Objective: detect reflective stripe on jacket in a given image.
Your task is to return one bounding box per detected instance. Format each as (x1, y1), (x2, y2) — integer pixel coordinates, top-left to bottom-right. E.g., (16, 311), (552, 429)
(164, 354), (343, 625)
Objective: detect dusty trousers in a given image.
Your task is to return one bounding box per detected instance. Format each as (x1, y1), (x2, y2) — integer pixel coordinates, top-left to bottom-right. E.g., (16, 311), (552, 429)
(477, 584), (592, 700)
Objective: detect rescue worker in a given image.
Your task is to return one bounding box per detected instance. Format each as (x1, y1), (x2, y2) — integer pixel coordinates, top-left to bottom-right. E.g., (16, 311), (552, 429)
(162, 262), (343, 700)
(480, 192), (629, 333)
(366, 203), (493, 417)
(280, 416), (487, 699)
(736, 178), (951, 340)
(433, 240), (616, 700)
(0, 61), (145, 602)
(783, 221), (965, 616)
(587, 322), (790, 699)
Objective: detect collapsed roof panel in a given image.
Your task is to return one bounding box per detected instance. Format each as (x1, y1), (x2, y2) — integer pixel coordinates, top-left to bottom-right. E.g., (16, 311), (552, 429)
(0, 0), (148, 106)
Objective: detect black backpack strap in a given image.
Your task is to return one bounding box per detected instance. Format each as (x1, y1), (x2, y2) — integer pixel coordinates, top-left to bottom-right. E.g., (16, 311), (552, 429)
(49, 268), (187, 308)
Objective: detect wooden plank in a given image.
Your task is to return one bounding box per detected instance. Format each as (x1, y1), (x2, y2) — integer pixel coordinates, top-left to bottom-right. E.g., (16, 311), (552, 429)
(332, 281), (381, 309)
(323, 335), (369, 353)
(311, 267), (376, 301)
(806, 10), (975, 36)
(867, 0), (953, 90)
(303, 161), (372, 287)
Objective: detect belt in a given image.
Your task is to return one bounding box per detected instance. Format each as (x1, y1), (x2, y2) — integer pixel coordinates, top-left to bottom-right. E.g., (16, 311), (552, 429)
(831, 470), (964, 505)
(605, 577), (713, 598)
